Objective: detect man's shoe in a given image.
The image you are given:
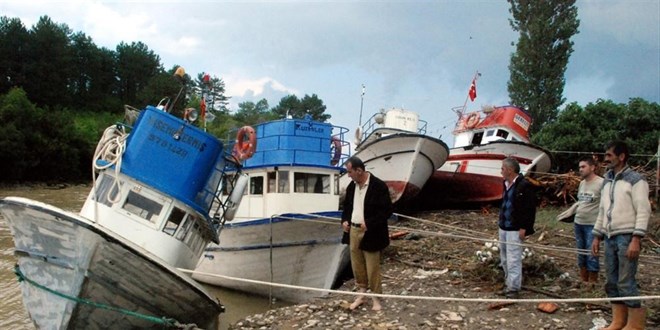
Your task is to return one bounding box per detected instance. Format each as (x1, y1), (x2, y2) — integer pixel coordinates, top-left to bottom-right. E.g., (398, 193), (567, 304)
(505, 291), (520, 299)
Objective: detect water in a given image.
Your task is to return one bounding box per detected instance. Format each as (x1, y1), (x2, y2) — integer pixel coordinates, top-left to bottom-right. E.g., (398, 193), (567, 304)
(0, 185), (288, 329)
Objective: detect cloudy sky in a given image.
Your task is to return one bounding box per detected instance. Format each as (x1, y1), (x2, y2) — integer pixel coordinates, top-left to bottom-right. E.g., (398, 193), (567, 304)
(2, 0), (659, 143)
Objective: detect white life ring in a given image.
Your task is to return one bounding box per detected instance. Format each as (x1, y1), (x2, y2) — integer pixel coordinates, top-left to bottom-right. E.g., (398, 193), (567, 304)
(232, 126), (257, 161)
(464, 113), (480, 129)
(354, 127), (363, 145)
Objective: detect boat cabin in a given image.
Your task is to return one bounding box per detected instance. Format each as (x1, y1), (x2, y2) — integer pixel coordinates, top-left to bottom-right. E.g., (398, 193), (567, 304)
(221, 116), (348, 220)
(80, 106), (230, 270)
(357, 107), (428, 146)
(453, 105), (532, 148)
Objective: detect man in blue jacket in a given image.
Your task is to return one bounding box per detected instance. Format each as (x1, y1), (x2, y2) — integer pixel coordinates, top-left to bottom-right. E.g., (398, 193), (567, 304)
(341, 156), (393, 311)
(498, 157), (537, 298)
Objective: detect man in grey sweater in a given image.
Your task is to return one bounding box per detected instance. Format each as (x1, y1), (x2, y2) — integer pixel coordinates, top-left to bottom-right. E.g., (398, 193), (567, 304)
(592, 141), (651, 330)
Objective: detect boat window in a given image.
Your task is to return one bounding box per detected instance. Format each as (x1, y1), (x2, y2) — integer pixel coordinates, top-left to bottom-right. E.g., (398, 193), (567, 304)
(185, 221), (200, 247)
(294, 173), (331, 193)
(221, 174), (236, 196)
(485, 130), (495, 137)
(496, 129), (509, 139)
(278, 171), (290, 193)
(122, 190), (162, 223)
(175, 216), (193, 240)
(163, 207), (185, 236)
(94, 175), (119, 207)
(471, 131), (484, 145)
(250, 176), (264, 195)
(267, 172), (276, 193)
(334, 174), (340, 195)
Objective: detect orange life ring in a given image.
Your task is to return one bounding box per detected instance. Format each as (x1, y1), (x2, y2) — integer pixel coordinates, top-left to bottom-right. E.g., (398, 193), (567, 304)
(464, 112), (480, 129)
(330, 136), (342, 165)
(232, 126), (257, 161)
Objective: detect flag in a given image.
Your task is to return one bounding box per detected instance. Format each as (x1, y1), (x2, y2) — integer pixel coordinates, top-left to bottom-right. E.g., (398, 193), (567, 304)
(468, 78), (477, 101)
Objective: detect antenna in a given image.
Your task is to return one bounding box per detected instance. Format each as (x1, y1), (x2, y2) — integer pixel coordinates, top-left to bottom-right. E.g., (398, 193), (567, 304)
(358, 84), (365, 127)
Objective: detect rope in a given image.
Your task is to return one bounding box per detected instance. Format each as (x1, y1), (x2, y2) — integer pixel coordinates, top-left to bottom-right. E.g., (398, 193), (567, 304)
(92, 125), (129, 205)
(13, 264), (199, 328)
(178, 268), (660, 304)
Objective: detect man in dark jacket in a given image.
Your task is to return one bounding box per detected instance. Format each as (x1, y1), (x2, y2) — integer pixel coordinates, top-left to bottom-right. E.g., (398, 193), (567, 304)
(341, 156), (393, 311)
(498, 157), (537, 298)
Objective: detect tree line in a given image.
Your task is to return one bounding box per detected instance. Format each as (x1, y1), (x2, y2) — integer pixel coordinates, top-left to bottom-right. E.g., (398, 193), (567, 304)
(1, 11), (658, 184)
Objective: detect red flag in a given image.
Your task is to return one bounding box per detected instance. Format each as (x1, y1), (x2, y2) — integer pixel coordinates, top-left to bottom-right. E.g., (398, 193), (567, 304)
(200, 97), (207, 121)
(469, 78), (477, 101)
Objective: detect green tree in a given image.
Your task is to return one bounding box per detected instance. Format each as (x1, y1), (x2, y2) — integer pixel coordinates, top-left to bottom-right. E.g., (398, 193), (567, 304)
(0, 16), (29, 93)
(116, 41), (162, 106)
(270, 94), (331, 122)
(234, 99), (275, 125)
(23, 16), (74, 108)
(533, 98), (660, 172)
(507, 0), (579, 135)
(194, 73), (230, 114)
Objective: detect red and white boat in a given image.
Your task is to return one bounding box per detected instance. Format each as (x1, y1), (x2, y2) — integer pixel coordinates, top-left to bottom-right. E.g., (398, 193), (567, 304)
(419, 104), (552, 205)
(340, 107), (449, 204)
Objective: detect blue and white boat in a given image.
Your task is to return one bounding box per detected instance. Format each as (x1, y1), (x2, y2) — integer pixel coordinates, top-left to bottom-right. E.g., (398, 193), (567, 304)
(193, 115), (351, 302)
(0, 104), (238, 329)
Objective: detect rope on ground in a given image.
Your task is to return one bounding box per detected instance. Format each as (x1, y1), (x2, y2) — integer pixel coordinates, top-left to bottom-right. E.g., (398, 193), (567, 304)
(13, 264), (199, 329)
(271, 213), (660, 263)
(178, 268), (660, 304)
(395, 212), (660, 263)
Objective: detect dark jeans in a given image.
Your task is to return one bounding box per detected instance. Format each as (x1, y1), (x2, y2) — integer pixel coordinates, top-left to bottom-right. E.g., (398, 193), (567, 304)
(574, 223), (599, 271)
(604, 234), (641, 308)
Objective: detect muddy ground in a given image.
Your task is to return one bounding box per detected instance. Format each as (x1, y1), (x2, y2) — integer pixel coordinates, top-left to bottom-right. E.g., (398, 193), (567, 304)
(230, 207), (660, 330)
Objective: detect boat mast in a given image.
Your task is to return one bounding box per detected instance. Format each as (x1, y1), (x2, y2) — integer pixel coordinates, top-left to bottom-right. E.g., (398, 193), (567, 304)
(456, 71), (481, 118)
(358, 84), (365, 127)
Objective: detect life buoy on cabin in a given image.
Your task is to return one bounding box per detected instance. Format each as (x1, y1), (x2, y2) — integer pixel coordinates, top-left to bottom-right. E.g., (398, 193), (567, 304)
(330, 136), (342, 166)
(464, 113), (480, 129)
(232, 126), (257, 161)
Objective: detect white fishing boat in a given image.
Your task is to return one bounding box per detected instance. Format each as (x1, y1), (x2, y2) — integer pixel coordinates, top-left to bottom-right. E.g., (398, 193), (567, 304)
(340, 107), (449, 204)
(419, 104), (552, 206)
(193, 115), (351, 302)
(0, 92), (241, 328)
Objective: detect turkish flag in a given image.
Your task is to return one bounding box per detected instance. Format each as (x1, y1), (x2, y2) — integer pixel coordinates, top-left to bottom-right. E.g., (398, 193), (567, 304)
(469, 79), (477, 101)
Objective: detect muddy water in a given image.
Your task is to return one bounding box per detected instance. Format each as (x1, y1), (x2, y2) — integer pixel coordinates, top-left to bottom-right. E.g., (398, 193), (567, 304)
(0, 185), (287, 329)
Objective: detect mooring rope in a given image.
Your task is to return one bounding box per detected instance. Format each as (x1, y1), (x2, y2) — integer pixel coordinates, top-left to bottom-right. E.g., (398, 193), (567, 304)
(179, 268), (660, 304)
(13, 264), (200, 329)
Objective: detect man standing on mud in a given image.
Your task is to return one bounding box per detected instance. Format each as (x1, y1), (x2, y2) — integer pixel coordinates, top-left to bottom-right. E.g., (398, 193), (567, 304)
(592, 141), (650, 330)
(341, 156), (392, 311)
(574, 157), (604, 284)
(498, 157), (536, 298)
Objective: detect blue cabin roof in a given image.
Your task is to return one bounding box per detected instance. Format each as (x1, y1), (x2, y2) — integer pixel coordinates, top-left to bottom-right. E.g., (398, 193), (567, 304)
(241, 116), (345, 169)
(120, 106), (225, 216)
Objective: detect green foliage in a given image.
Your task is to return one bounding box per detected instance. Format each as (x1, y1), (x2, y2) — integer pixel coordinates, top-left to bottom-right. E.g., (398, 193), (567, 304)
(270, 94), (331, 122)
(234, 99), (277, 125)
(115, 41), (162, 106)
(533, 98), (660, 172)
(0, 88), (91, 182)
(507, 0), (580, 135)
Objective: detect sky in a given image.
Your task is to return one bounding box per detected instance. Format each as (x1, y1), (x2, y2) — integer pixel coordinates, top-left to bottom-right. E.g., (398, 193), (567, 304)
(2, 0), (659, 145)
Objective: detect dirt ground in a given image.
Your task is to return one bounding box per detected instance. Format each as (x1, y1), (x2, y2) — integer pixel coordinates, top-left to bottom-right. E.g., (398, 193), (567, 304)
(231, 207), (660, 330)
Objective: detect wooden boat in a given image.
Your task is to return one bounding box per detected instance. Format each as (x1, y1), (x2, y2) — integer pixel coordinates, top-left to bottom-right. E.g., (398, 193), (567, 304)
(193, 115), (351, 302)
(0, 104), (238, 329)
(340, 107), (449, 204)
(418, 105), (552, 206)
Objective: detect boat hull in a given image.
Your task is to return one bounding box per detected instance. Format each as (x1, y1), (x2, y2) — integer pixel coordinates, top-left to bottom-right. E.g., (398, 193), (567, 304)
(420, 141), (552, 205)
(1, 197), (221, 329)
(194, 212), (349, 302)
(342, 133), (449, 203)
